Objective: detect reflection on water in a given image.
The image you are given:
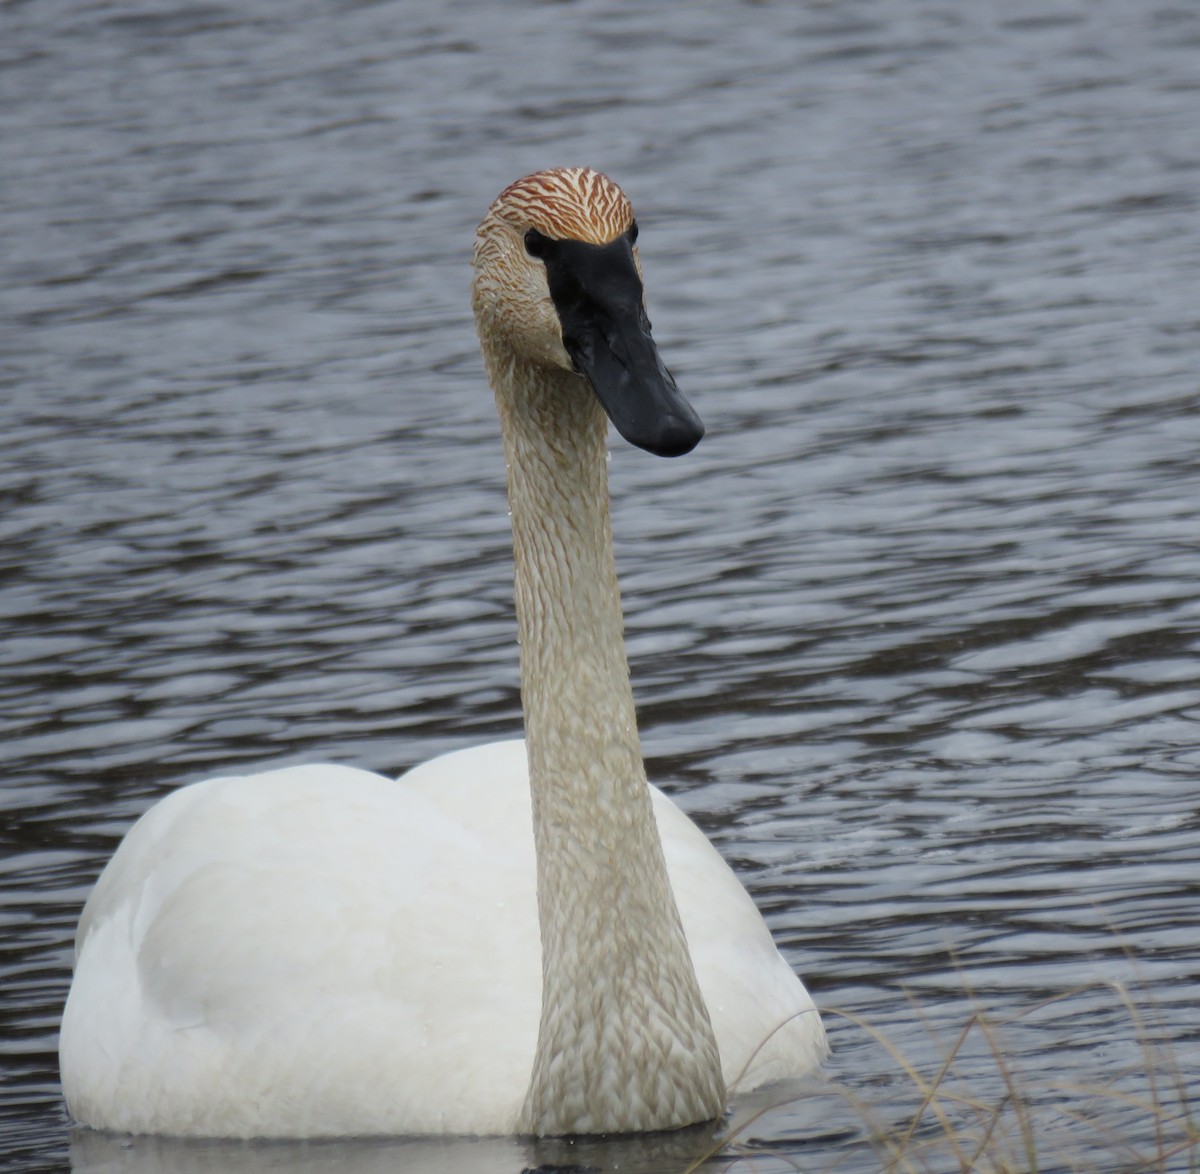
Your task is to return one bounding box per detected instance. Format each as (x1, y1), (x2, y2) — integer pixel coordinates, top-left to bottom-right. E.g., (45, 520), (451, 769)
(4, 0), (1199, 1170)
(68, 1120), (726, 1174)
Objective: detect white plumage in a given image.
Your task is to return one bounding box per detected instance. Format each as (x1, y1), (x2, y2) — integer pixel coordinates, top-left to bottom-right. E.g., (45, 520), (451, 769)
(61, 741), (822, 1136)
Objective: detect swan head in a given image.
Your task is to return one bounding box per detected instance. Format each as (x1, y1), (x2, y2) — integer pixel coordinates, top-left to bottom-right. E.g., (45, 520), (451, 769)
(473, 167), (704, 458)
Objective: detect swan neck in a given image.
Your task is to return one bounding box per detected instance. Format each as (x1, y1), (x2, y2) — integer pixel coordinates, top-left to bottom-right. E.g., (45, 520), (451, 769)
(486, 347), (724, 1135)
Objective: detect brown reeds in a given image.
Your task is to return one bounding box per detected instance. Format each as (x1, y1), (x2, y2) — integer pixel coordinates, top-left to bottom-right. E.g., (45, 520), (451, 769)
(687, 977), (1198, 1173)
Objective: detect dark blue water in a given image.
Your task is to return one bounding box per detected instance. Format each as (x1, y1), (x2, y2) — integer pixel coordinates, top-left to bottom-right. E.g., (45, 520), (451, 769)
(3, 1), (1199, 1170)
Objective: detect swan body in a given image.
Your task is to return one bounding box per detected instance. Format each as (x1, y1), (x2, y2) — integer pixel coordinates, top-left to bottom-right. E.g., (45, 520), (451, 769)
(60, 167), (826, 1139)
(60, 741), (823, 1137)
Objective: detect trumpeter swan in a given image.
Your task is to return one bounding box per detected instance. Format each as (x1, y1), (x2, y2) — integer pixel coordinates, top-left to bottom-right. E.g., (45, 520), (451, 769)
(59, 167), (826, 1139)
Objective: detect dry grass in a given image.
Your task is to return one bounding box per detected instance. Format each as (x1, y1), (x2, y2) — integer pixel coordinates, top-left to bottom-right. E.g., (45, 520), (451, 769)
(826, 981), (1197, 1173)
(690, 978), (1199, 1174)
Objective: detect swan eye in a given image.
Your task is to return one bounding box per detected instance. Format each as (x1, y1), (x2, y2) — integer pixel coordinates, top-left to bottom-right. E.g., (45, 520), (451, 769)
(628, 221), (638, 244)
(524, 228), (553, 260)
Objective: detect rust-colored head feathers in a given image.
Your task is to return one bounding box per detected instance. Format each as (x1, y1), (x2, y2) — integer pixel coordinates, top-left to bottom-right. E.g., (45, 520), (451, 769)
(487, 167), (633, 244)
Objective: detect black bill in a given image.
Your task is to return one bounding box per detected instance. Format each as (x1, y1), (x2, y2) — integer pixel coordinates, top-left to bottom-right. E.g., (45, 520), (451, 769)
(528, 228), (704, 457)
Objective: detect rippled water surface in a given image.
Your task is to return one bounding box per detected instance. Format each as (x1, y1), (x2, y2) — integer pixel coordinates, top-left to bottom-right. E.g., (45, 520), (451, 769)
(3, 1), (1199, 1170)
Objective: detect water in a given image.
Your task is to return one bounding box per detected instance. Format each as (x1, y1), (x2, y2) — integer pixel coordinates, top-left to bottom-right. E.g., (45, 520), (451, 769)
(3, 0), (1199, 1170)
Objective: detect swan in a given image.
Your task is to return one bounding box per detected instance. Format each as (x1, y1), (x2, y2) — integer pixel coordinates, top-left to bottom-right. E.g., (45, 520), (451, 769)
(59, 166), (826, 1139)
